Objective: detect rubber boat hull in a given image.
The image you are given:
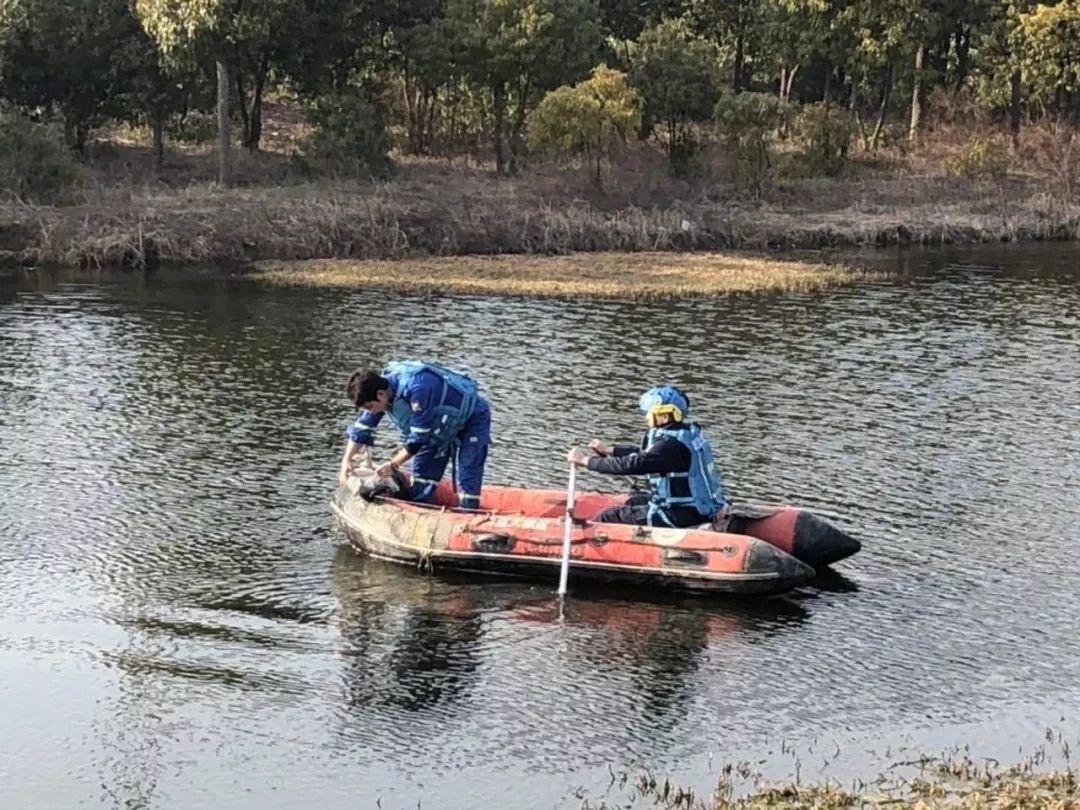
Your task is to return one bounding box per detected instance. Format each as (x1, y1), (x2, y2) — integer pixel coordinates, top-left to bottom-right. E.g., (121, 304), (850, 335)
(331, 482), (817, 597)
(425, 481), (862, 568)
(726, 505), (862, 568)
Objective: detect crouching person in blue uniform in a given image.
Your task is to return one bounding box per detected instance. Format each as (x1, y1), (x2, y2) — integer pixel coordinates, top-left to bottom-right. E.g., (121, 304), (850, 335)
(337, 361), (492, 508)
(567, 386), (729, 528)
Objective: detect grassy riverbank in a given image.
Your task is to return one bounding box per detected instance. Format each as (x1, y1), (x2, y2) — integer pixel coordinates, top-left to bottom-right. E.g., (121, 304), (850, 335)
(2, 161), (1078, 273)
(252, 252), (870, 298)
(3, 108), (1080, 274)
(583, 744), (1079, 809)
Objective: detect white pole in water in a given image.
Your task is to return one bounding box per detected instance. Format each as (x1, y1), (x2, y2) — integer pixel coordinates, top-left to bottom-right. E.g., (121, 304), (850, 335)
(557, 462), (577, 597)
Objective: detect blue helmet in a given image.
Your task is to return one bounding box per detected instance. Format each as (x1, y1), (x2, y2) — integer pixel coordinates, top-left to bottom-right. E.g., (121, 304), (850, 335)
(639, 386), (690, 423)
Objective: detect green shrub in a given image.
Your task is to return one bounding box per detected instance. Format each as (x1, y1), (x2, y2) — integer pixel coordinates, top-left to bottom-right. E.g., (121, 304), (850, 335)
(714, 92), (792, 196)
(945, 135), (1011, 178)
(169, 112), (218, 145)
(794, 103), (855, 177)
(298, 90), (392, 178)
(529, 65), (642, 184)
(630, 18), (721, 173)
(0, 108), (80, 202)
(667, 134), (701, 178)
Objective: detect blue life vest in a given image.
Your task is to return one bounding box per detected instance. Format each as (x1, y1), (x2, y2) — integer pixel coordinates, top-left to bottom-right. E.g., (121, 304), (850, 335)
(645, 423), (728, 526)
(382, 361), (479, 445)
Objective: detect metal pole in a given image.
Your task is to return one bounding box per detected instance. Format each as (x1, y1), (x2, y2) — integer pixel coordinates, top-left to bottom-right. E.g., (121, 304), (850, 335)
(557, 462), (577, 596)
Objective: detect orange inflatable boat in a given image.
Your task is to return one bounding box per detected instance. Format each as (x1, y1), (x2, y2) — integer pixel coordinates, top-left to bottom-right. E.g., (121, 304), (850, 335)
(330, 477), (858, 597)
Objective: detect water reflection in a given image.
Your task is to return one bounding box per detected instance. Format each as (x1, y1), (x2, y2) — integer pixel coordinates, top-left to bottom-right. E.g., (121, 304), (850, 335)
(805, 568), (860, 594)
(329, 547), (811, 740)
(0, 271), (19, 305)
(515, 591), (809, 734)
(2, 246), (1080, 809)
(331, 549), (485, 713)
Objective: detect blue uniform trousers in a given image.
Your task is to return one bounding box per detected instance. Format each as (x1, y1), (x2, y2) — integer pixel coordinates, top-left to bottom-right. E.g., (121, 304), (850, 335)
(408, 401), (491, 508)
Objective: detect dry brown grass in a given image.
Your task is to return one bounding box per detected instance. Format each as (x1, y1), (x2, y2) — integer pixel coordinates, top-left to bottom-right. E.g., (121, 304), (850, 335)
(251, 252), (869, 299)
(581, 740), (1080, 809)
(4, 167), (1079, 273)
(4, 112), (1080, 272)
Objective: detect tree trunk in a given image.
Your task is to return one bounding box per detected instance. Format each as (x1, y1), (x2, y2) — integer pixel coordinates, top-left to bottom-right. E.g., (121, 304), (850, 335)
(476, 90), (489, 158)
(872, 65), (893, 152)
(235, 72), (250, 145)
(446, 93), (459, 156)
(403, 65), (421, 154)
(909, 44), (925, 144)
(423, 89), (437, 155)
(216, 56), (232, 186)
(849, 72), (858, 111)
(492, 82), (507, 175)
(412, 91), (426, 154)
(780, 65), (799, 101)
(1009, 68), (1023, 148)
(954, 24), (970, 88)
(508, 78), (530, 173)
(733, 32), (745, 92)
(855, 111), (868, 150)
(823, 61), (833, 103)
(62, 117), (88, 155)
(235, 60), (266, 153)
(152, 111), (165, 176)
(246, 65), (266, 152)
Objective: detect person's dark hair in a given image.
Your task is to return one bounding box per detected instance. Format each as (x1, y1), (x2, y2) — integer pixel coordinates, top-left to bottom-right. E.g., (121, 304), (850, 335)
(347, 370), (390, 407)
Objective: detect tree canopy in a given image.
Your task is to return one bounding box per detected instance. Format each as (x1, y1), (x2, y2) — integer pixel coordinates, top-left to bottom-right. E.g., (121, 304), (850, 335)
(3, 0), (1080, 181)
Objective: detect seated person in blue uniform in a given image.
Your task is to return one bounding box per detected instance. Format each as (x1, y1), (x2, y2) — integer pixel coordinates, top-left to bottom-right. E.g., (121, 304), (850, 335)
(338, 361), (492, 508)
(567, 386), (729, 528)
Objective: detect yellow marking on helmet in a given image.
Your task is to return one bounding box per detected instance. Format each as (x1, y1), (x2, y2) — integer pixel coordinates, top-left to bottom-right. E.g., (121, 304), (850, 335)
(648, 403), (684, 422)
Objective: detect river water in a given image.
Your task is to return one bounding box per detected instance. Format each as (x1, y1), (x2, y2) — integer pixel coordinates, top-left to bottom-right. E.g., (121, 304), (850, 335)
(1, 245), (1079, 808)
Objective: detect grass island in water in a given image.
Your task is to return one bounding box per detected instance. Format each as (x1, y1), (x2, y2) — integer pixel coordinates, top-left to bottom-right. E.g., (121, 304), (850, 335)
(252, 251), (875, 300)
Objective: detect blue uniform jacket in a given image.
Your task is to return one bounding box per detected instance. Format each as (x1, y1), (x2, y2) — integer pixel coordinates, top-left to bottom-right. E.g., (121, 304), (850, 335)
(346, 368), (488, 454)
(585, 428), (702, 526)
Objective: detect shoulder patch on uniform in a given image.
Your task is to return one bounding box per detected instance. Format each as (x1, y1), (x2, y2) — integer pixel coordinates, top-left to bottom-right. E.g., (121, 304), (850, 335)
(411, 400), (423, 412)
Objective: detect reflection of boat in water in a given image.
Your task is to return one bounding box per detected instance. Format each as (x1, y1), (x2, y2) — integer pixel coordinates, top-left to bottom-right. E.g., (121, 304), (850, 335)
(331, 478), (859, 597)
(330, 548), (811, 729)
(511, 589), (808, 639)
(806, 566), (860, 594)
(331, 546), (485, 713)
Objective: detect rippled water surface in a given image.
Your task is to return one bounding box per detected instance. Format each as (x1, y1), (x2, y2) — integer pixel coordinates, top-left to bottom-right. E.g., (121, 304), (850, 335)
(2, 245), (1080, 808)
